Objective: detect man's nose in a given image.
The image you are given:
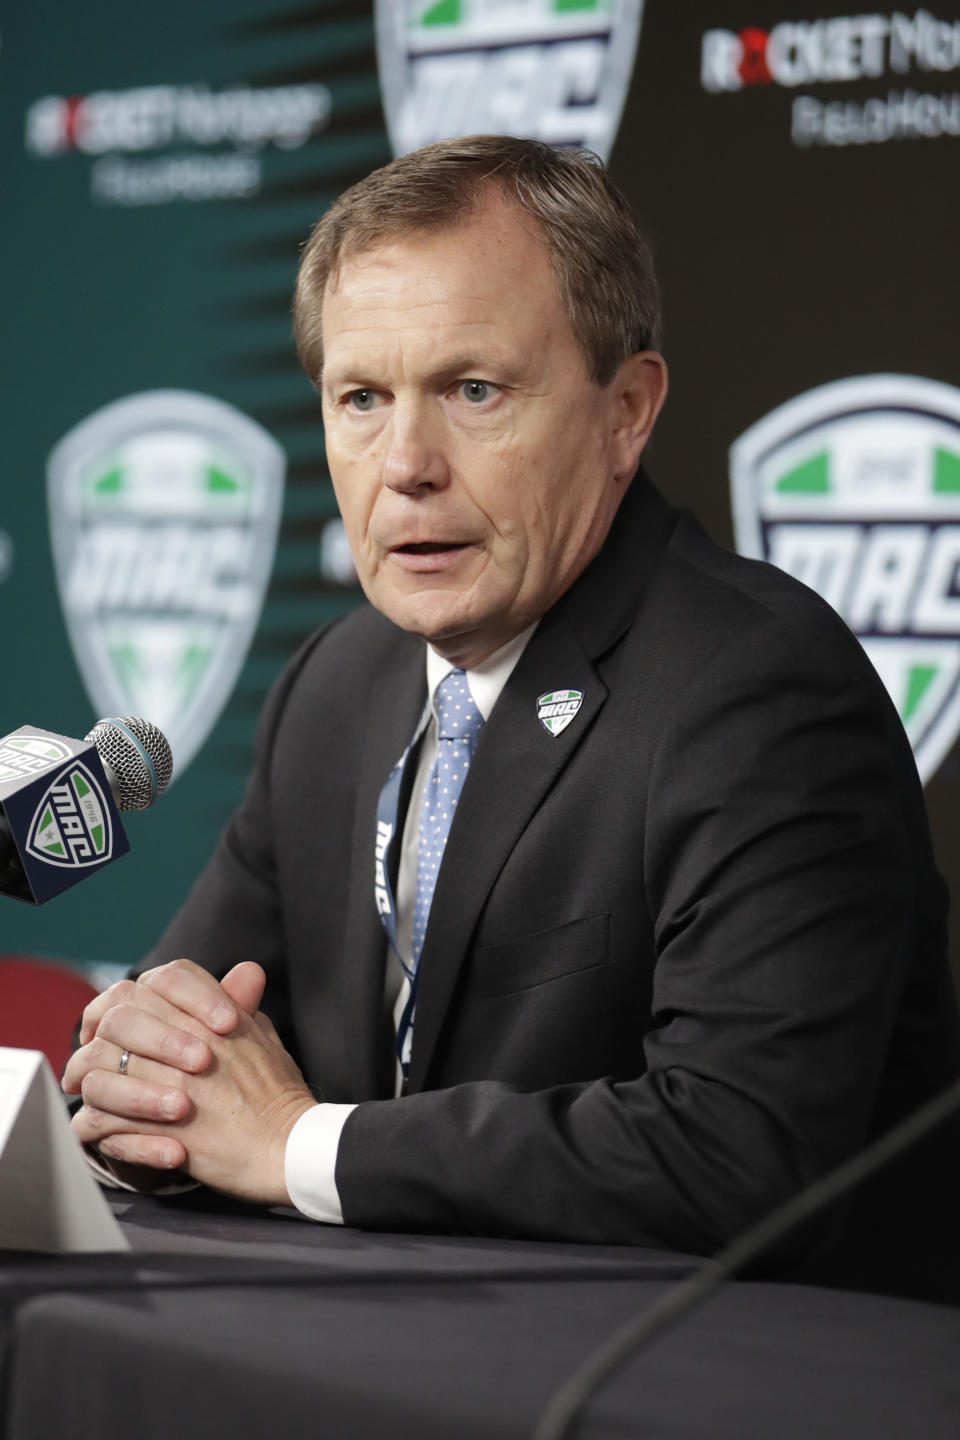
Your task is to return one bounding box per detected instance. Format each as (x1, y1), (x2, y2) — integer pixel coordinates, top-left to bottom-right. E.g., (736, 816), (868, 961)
(382, 402), (450, 494)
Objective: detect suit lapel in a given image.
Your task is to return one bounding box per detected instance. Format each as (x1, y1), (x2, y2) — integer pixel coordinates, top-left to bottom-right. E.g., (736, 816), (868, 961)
(406, 473), (680, 1091)
(340, 628), (425, 1099)
(406, 605), (603, 1091)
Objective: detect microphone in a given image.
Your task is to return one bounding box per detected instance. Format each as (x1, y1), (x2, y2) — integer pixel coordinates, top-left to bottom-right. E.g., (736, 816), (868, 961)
(0, 717), (172, 905)
(83, 717), (173, 812)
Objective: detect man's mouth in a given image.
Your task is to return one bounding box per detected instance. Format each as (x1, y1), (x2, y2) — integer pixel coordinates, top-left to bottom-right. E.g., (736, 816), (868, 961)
(392, 541), (468, 555)
(387, 540), (473, 573)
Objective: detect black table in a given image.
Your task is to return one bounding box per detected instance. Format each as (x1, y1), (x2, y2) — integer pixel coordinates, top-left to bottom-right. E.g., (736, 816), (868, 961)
(3, 1191), (959, 1439)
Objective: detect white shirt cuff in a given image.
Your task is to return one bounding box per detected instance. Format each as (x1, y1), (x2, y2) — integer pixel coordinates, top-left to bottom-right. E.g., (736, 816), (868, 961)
(284, 1102), (357, 1224)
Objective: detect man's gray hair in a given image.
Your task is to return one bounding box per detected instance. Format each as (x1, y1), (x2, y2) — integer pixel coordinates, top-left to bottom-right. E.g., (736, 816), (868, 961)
(294, 134), (662, 388)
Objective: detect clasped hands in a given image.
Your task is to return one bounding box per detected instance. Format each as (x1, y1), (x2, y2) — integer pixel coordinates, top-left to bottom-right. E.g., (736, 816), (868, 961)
(61, 959), (317, 1205)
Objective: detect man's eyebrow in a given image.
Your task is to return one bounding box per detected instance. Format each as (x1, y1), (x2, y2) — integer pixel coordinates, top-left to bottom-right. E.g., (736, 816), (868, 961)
(435, 353), (525, 382)
(321, 364), (376, 389)
(323, 353), (528, 390)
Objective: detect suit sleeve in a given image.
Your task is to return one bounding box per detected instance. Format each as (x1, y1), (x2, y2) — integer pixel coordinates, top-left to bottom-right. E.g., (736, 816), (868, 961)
(334, 609), (943, 1260)
(133, 623), (342, 1061)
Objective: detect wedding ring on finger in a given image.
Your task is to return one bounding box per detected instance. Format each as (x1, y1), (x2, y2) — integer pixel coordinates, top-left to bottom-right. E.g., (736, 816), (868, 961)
(118, 1049), (131, 1076)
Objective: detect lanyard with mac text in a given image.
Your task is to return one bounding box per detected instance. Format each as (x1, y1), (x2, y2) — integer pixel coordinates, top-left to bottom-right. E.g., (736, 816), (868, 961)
(373, 700), (431, 980)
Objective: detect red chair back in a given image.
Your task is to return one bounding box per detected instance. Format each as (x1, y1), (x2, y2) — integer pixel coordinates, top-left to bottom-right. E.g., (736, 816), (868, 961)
(0, 955), (99, 1076)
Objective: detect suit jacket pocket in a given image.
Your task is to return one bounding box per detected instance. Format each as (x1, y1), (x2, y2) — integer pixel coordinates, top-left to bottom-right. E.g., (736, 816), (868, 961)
(471, 912), (611, 998)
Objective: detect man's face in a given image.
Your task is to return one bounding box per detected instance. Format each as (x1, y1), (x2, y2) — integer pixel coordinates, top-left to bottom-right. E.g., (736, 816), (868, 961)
(320, 195), (659, 667)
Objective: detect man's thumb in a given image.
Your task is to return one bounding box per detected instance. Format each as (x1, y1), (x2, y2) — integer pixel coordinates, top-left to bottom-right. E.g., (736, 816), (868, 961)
(219, 961), (267, 1016)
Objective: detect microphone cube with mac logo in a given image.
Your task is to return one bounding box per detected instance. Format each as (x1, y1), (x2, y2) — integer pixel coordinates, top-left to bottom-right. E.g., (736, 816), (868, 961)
(0, 726), (128, 905)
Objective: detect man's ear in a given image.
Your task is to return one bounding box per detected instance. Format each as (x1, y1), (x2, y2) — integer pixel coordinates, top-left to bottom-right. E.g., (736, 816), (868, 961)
(610, 351), (669, 484)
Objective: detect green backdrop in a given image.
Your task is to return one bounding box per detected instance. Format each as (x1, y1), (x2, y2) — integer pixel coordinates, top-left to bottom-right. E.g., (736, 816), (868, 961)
(3, 0), (960, 991)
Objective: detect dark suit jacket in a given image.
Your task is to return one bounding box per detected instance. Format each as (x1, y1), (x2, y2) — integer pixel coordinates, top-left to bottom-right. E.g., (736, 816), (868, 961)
(144, 472), (960, 1295)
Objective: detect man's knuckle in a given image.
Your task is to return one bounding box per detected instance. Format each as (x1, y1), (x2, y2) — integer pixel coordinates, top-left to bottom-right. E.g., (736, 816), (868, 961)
(142, 1090), (166, 1119)
(160, 1028), (189, 1064)
(81, 997), (101, 1029)
(87, 1036), (111, 1066)
(81, 1102), (107, 1134)
(99, 1001), (134, 1036)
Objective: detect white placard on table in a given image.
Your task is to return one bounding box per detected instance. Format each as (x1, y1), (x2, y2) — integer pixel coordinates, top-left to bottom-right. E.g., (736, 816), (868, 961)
(0, 1046), (129, 1252)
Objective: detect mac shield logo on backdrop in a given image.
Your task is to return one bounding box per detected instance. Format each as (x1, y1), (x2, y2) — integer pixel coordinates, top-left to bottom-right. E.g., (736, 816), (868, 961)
(48, 391), (285, 776)
(731, 374), (960, 785)
(376, 0), (645, 159)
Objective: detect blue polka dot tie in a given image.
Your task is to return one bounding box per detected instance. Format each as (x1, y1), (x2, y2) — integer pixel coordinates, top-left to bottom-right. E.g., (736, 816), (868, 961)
(398, 669), (484, 1074)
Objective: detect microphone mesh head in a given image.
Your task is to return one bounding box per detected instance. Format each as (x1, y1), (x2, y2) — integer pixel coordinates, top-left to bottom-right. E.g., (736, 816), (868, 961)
(84, 717), (174, 811)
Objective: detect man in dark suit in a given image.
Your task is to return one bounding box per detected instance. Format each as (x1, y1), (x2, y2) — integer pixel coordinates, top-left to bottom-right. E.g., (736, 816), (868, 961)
(64, 137), (960, 1289)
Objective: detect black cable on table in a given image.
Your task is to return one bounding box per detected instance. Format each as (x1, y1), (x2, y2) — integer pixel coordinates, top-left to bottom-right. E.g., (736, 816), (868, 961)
(532, 1081), (960, 1440)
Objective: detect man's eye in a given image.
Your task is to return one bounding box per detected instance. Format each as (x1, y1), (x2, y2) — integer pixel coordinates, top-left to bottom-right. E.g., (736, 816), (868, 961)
(348, 390), (377, 411)
(460, 380), (492, 404)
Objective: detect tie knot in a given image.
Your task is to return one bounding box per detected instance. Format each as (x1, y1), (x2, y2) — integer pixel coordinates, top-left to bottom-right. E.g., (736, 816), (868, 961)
(434, 669), (483, 746)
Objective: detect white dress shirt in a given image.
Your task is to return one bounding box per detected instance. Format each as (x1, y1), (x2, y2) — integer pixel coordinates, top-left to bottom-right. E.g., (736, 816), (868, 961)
(285, 625), (535, 1223)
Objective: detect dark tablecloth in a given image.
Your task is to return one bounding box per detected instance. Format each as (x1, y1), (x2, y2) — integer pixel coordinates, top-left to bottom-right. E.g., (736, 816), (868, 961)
(3, 1190), (959, 1439)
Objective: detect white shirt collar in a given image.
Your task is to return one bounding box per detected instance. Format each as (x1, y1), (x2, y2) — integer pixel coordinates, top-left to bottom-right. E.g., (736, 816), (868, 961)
(425, 623), (538, 722)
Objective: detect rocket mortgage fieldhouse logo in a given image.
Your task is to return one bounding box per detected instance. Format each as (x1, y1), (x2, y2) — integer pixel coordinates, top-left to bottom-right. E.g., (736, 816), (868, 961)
(701, 10), (960, 148)
(25, 80), (331, 206)
(731, 374), (960, 785)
